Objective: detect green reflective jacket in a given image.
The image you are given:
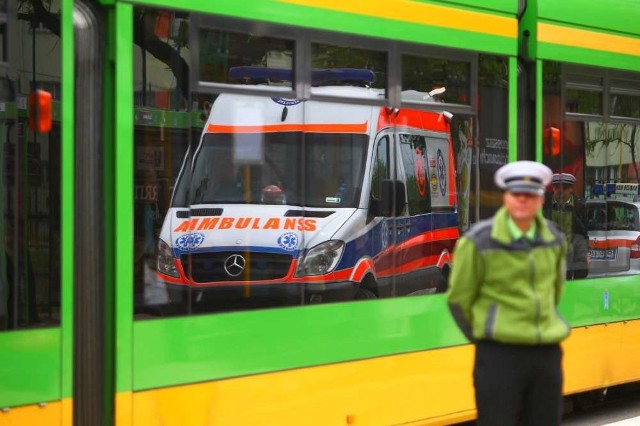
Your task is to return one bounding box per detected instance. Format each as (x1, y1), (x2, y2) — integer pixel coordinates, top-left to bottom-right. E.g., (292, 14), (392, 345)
(447, 207), (571, 345)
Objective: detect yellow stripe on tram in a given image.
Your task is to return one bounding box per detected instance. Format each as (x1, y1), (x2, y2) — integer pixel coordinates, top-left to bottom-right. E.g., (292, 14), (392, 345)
(132, 344), (477, 425)
(538, 23), (640, 57)
(277, 0), (517, 38)
(0, 399), (69, 426)
(125, 319), (640, 425)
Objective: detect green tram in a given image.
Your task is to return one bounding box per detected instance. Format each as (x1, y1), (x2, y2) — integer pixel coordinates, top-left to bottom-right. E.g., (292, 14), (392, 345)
(1, 0), (639, 424)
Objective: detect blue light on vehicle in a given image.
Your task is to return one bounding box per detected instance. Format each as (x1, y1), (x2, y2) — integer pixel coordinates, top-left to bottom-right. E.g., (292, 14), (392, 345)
(311, 68), (376, 84)
(592, 182), (640, 197)
(592, 183), (616, 196)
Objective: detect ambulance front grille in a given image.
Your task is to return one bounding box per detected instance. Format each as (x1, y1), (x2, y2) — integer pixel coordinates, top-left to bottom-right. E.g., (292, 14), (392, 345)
(181, 252), (293, 283)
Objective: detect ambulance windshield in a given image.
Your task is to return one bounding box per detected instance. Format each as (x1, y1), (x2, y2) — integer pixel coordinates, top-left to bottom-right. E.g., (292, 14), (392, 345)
(172, 132), (368, 208)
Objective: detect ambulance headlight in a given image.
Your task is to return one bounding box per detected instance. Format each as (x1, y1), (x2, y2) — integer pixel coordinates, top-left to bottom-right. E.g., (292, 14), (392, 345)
(157, 239), (179, 278)
(296, 240), (345, 276)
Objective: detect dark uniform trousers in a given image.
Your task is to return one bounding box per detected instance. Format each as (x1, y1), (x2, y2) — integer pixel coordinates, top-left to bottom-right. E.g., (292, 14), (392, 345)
(474, 340), (563, 426)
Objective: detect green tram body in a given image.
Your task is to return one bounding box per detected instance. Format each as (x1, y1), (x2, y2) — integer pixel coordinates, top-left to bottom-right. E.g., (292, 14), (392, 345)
(0, 0), (639, 424)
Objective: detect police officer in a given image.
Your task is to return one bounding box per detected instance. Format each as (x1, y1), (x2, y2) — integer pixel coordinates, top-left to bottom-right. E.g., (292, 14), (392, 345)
(549, 173), (589, 279)
(447, 161), (570, 426)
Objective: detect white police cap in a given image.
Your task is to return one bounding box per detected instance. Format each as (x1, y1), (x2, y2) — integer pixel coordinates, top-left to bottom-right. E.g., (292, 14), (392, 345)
(551, 173), (576, 185)
(494, 161), (552, 196)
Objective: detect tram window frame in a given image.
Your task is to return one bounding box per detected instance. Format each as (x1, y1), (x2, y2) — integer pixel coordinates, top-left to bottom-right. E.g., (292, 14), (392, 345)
(542, 61), (640, 279)
(133, 7), (512, 318)
(0, 0), (62, 330)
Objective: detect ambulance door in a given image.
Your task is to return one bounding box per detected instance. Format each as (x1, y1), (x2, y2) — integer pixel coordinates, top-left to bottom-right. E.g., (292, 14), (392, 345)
(396, 131), (432, 295)
(370, 132), (400, 297)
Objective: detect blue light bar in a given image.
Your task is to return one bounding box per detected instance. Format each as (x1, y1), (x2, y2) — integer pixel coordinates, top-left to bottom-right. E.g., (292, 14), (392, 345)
(592, 183), (616, 196)
(592, 182), (640, 196)
(312, 68), (376, 84)
(228, 66), (376, 84)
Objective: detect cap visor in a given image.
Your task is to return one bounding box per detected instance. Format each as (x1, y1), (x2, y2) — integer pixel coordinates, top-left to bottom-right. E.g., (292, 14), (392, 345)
(507, 185), (544, 196)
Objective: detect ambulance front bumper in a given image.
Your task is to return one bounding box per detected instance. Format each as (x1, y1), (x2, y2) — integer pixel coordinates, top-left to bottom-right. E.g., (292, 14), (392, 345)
(163, 280), (360, 307)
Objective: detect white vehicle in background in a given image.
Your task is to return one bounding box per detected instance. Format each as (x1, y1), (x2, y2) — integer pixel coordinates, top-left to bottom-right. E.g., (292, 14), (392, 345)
(156, 67), (460, 309)
(585, 183), (640, 277)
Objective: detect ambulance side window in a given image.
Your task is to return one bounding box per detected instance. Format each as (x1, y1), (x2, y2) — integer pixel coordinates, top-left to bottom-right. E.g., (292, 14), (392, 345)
(371, 135), (391, 200)
(398, 134), (430, 215)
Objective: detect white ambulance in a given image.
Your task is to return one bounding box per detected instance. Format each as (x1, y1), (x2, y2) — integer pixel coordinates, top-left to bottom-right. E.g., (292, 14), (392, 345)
(156, 67), (460, 309)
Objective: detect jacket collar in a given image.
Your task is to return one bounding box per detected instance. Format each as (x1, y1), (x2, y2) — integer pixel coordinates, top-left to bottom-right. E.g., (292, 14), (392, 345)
(552, 193), (575, 209)
(491, 206), (555, 245)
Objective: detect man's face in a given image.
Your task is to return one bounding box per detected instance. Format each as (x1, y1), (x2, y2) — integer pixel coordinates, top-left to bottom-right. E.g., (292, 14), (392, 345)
(503, 191), (544, 222)
(553, 183), (573, 203)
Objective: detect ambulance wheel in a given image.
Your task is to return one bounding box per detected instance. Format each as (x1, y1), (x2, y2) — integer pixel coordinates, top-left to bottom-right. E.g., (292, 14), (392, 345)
(435, 268), (449, 293)
(355, 287), (376, 300)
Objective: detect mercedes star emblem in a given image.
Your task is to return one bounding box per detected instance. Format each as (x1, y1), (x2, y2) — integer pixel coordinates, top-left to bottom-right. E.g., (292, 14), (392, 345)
(224, 254), (246, 277)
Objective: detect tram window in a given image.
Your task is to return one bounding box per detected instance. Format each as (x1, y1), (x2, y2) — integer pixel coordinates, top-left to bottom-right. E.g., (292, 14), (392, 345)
(198, 28), (295, 89)
(311, 42), (387, 98)
(611, 94), (640, 118)
(1, 0), (61, 330)
(542, 60), (640, 279)
(132, 9), (512, 318)
(401, 54), (470, 105)
(611, 78), (640, 119)
(565, 89), (603, 115)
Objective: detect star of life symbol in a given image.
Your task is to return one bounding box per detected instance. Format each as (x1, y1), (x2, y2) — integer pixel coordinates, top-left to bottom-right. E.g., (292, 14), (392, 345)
(381, 220), (389, 249)
(175, 232), (205, 251)
(437, 149), (447, 196)
(277, 232), (299, 251)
